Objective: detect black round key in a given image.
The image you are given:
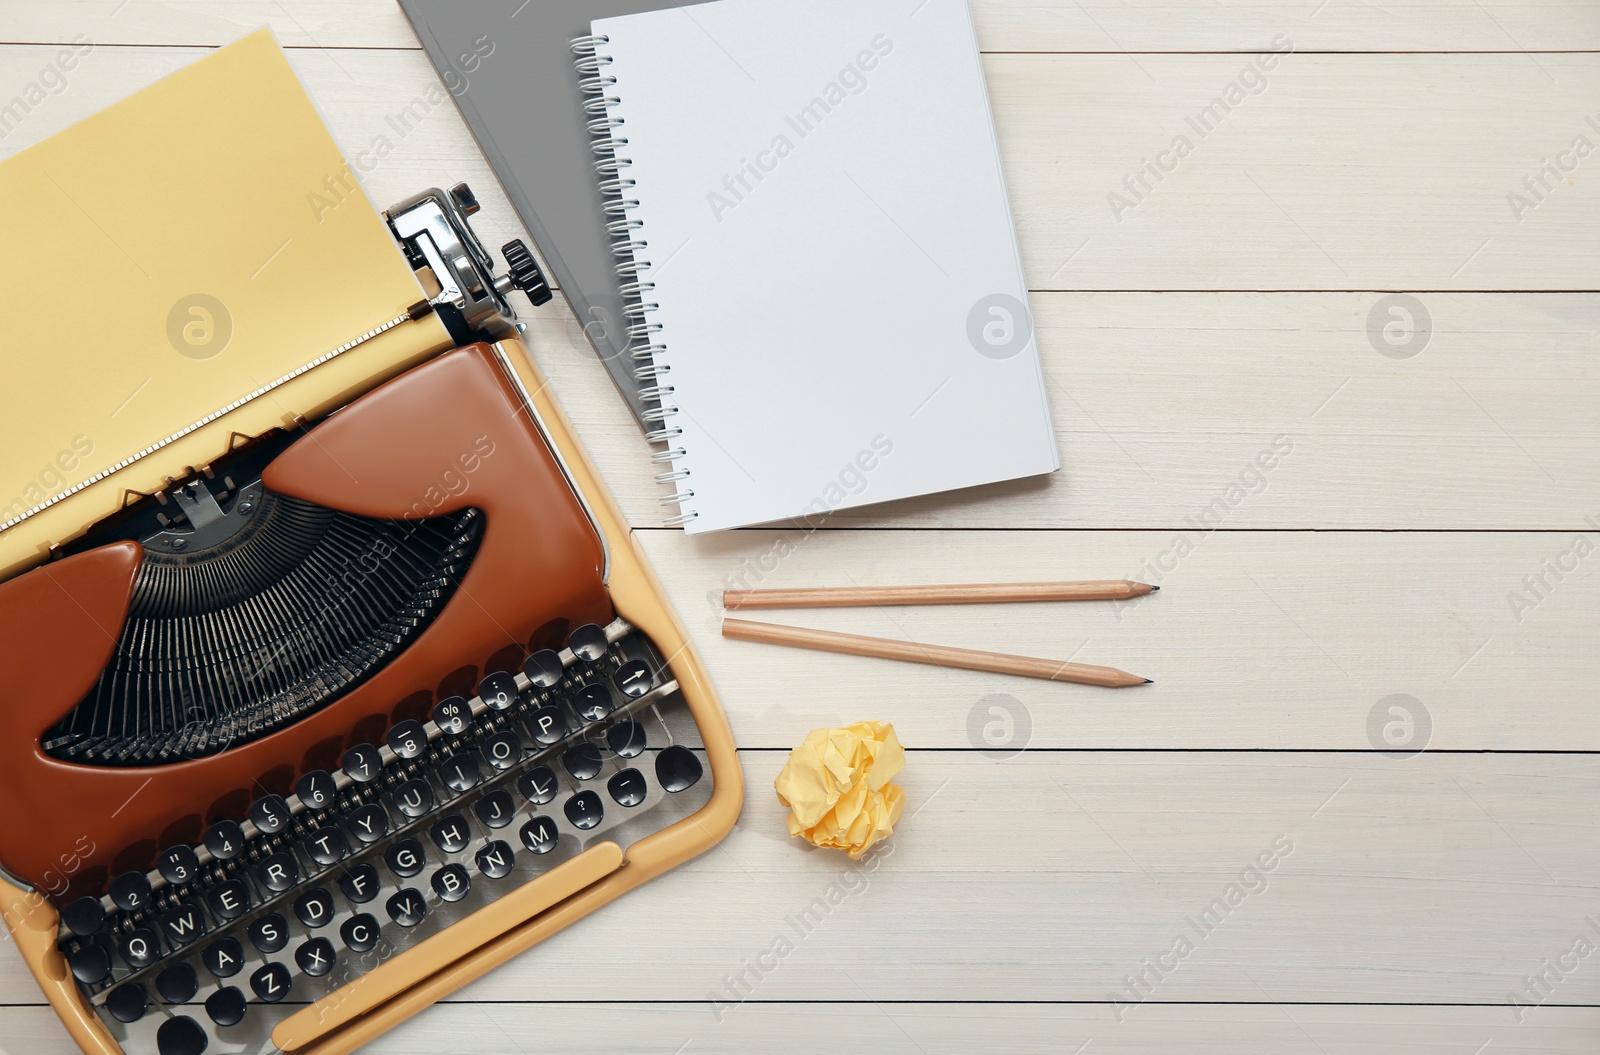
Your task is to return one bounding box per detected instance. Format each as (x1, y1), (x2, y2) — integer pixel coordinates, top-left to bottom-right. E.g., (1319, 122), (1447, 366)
(433, 695), (471, 734)
(61, 895), (105, 937)
(608, 768), (648, 807)
(247, 913), (288, 955)
(341, 912), (381, 953)
(387, 719), (428, 759)
(159, 903), (206, 949)
(341, 742), (384, 783)
(158, 844), (200, 885)
(574, 683), (612, 722)
(386, 888), (429, 928)
(295, 769), (337, 809)
(517, 765), (559, 805)
(479, 671), (521, 711)
(202, 937), (244, 979)
(249, 961), (292, 1003)
(294, 887), (336, 929)
(569, 623), (608, 662)
(120, 928), (161, 969)
(476, 840), (515, 879)
(205, 986), (247, 1028)
(257, 851), (300, 893)
(430, 814), (472, 854)
(110, 870), (152, 912)
(155, 1014), (208, 1055)
(523, 649), (563, 688)
(347, 802), (391, 845)
(249, 794), (291, 835)
(394, 776), (434, 819)
(520, 816), (558, 855)
(205, 879), (251, 921)
(69, 943), (111, 984)
(305, 825), (348, 866)
(339, 863), (381, 905)
(613, 659), (654, 698)
(202, 819), (246, 862)
(480, 728), (522, 771)
(156, 962), (199, 1004)
(295, 936), (337, 977)
(432, 863), (472, 903)
(384, 837), (426, 879)
(607, 719), (647, 758)
(525, 705), (568, 745)
(563, 742), (604, 781)
(106, 982), (147, 1023)
(564, 790), (604, 830)
(656, 744), (704, 793)
(474, 789), (516, 830)
(440, 753), (481, 793)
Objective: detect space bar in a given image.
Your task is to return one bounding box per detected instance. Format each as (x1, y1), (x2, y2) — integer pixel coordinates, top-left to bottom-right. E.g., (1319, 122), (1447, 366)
(272, 841), (625, 1052)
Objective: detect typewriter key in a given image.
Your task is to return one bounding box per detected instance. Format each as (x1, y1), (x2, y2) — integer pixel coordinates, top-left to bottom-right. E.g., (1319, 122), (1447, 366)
(430, 814), (472, 854)
(433, 696), (471, 735)
(201, 937), (244, 978)
(61, 895), (105, 937)
(249, 961), (292, 1003)
(607, 719), (648, 759)
(158, 845), (200, 886)
(394, 777), (435, 819)
(155, 1014), (209, 1055)
(479, 671), (521, 711)
(338, 863), (381, 905)
(347, 802), (391, 845)
(614, 659), (654, 698)
(159, 902), (207, 949)
(481, 728), (522, 771)
(295, 936), (337, 977)
(155, 962), (199, 1004)
(656, 745), (705, 793)
(476, 840), (516, 879)
(609, 768), (648, 808)
(205, 879), (251, 921)
(564, 790), (605, 830)
(526, 705), (568, 746)
(120, 928), (161, 970)
(247, 914), (289, 955)
(569, 623), (609, 662)
(305, 825), (349, 866)
(68, 942), (111, 985)
(257, 852), (300, 893)
(205, 986), (247, 1028)
(387, 719), (428, 759)
(341, 742), (384, 783)
(563, 742), (604, 781)
(432, 863), (472, 903)
(293, 887), (336, 929)
(517, 765), (558, 805)
(440, 753), (482, 793)
(385, 838), (427, 879)
(202, 819), (246, 861)
(386, 888), (429, 928)
(523, 649), (564, 688)
(519, 816), (558, 855)
(295, 770), (338, 810)
(106, 982), (148, 1023)
(340, 913), (380, 953)
(574, 683), (612, 723)
(249, 794), (292, 835)
(110, 870), (152, 912)
(474, 789), (516, 830)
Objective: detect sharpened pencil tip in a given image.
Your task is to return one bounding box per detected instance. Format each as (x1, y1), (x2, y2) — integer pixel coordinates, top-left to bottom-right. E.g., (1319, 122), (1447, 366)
(1149, 585), (1160, 591)
(1142, 678), (1154, 684)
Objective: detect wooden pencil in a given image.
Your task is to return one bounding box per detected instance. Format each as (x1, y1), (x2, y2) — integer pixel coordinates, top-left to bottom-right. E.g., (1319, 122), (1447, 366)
(721, 617), (1151, 688)
(723, 579), (1157, 610)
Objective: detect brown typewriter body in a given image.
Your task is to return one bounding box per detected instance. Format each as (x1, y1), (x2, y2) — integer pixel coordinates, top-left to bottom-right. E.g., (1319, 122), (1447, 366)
(0, 29), (740, 1055)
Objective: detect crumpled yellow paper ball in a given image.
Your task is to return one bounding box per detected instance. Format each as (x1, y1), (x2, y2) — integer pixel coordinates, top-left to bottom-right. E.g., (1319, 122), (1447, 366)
(774, 721), (906, 859)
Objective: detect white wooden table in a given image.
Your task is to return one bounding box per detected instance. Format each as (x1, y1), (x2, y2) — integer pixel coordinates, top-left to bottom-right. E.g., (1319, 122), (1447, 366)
(2, 2), (1597, 1052)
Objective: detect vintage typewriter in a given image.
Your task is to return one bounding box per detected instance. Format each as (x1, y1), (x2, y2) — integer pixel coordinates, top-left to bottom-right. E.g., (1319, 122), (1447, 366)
(0, 29), (740, 1055)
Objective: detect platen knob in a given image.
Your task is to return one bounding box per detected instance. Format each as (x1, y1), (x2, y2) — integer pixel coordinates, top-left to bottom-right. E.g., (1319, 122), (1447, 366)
(502, 239), (553, 306)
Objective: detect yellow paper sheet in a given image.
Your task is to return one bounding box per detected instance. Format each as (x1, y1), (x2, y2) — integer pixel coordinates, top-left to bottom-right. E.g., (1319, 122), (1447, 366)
(0, 28), (449, 578)
(774, 721), (906, 859)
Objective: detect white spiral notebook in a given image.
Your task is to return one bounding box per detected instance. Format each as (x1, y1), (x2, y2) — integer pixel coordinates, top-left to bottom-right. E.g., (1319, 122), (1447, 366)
(575, 0), (1058, 533)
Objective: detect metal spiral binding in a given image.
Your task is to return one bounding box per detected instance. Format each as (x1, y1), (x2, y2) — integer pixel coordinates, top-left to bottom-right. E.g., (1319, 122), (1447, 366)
(573, 33), (697, 526)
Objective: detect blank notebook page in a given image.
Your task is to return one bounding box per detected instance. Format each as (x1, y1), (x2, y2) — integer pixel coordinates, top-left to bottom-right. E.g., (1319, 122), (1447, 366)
(593, 0), (1058, 532)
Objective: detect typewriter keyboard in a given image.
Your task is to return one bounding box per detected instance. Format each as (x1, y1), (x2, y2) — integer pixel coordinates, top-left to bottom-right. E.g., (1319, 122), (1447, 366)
(55, 618), (712, 1055)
